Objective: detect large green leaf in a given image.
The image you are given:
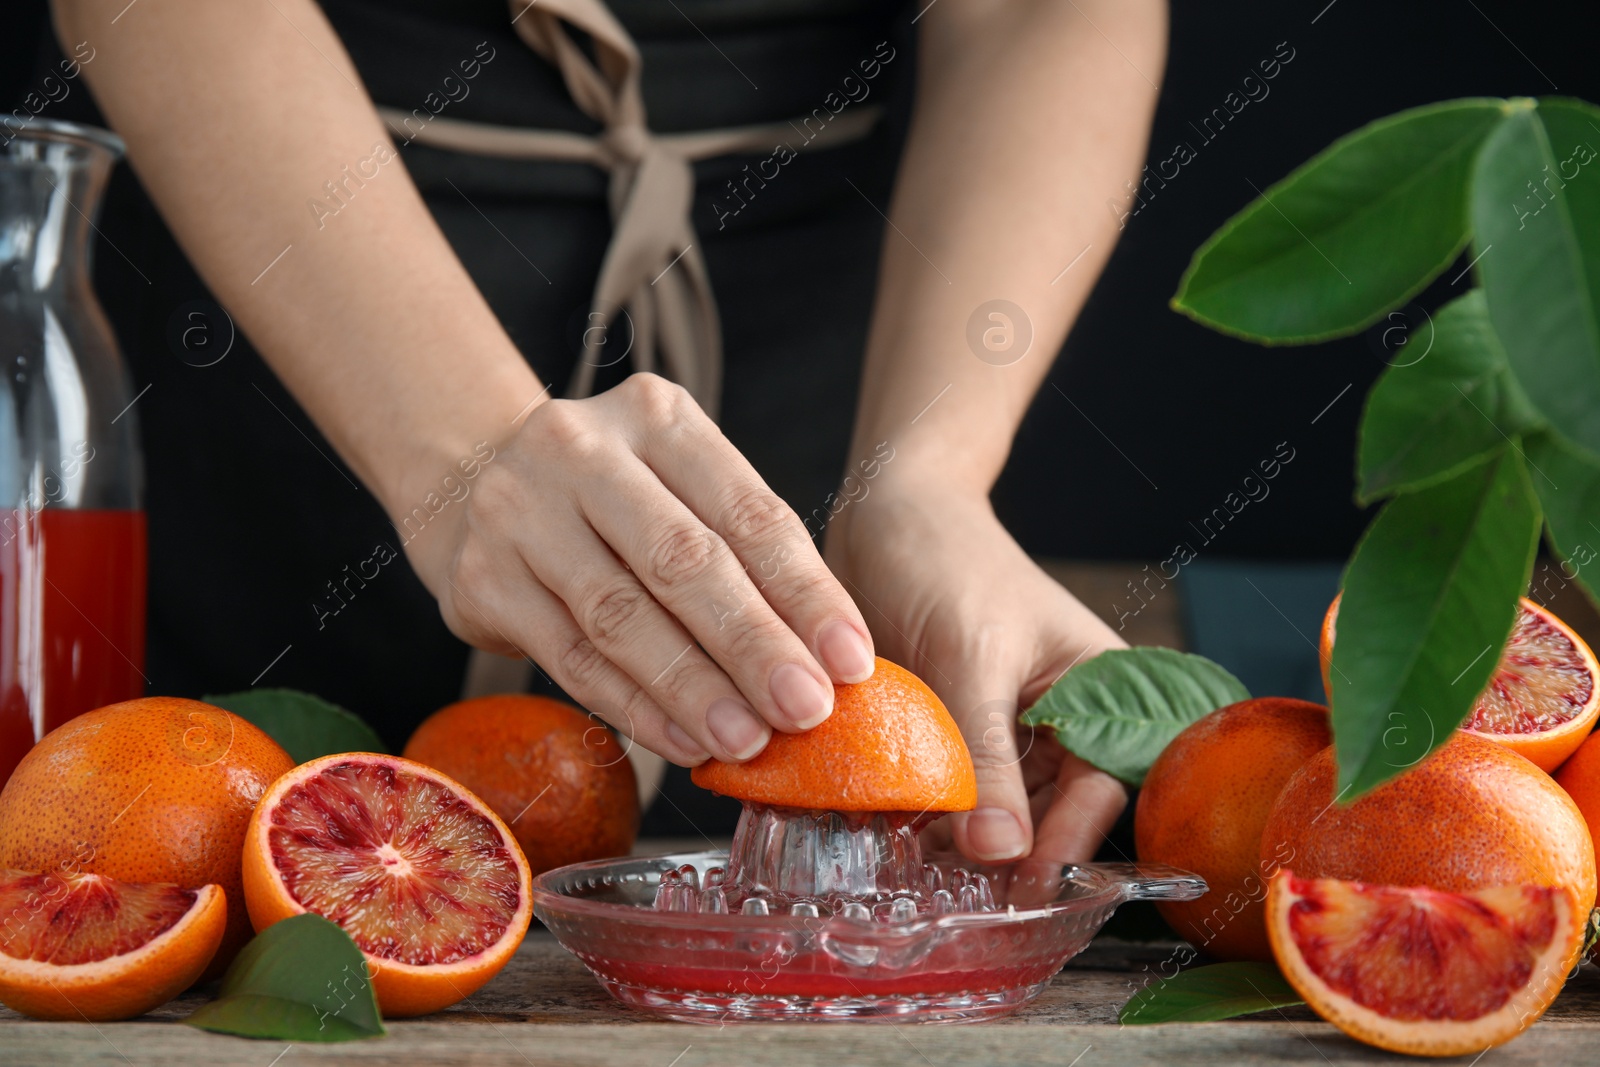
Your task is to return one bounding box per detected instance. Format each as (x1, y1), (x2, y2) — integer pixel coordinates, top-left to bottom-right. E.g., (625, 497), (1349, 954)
(1120, 962), (1304, 1025)
(1474, 98), (1600, 455)
(1525, 429), (1600, 606)
(1020, 648), (1249, 787)
(204, 688), (386, 764)
(1357, 289), (1542, 503)
(185, 914), (385, 1042)
(1331, 450), (1540, 797)
(1173, 99), (1508, 343)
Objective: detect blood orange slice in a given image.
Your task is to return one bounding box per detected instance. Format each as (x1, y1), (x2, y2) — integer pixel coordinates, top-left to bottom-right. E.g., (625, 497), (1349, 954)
(1321, 594), (1600, 771)
(241, 753), (532, 1017)
(1266, 870), (1581, 1057)
(0, 870), (225, 1020)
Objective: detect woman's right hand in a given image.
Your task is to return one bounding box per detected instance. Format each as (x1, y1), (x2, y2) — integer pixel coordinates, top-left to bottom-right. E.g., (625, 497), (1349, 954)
(418, 373), (877, 766)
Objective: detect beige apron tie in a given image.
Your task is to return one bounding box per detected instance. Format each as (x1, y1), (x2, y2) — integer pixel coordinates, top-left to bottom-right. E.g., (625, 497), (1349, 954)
(378, 0), (882, 420)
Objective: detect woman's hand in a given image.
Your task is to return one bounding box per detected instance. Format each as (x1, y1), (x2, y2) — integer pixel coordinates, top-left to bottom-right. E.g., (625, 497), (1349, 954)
(418, 373), (876, 766)
(825, 477), (1128, 866)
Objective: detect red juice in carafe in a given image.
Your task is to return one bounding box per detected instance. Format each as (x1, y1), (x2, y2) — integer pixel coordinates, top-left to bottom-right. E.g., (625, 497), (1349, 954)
(0, 508), (146, 784)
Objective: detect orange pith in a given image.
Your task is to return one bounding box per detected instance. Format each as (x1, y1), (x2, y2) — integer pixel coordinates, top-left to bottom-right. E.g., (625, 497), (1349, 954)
(1260, 732), (1597, 912)
(402, 694), (639, 876)
(0, 697), (294, 979)
(1320, 593), (1600, 771)
(1134, 697), (1330, 961)
(0, 870), (226, 1021)
(242, 753), (532, 1017)
(690, 658), (977, 813)
(1267, 870), (1581, 1057)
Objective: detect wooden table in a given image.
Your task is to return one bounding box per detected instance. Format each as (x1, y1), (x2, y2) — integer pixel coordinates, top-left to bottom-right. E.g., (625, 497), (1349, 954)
(4, 929), (1600, 1066)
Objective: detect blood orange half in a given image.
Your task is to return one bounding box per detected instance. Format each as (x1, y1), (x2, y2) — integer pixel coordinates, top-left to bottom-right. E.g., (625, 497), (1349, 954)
(1321, 594), (1600, 771)
(1267, 870), (1581, 1057)
(0, 870), (225, 1020)
(241, 753), (533, 1017)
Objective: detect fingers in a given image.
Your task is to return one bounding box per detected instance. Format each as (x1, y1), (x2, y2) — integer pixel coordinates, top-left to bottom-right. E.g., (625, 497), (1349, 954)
(521, 503), (776, 762)
(617, 375), (876, 685)
(440, 372), (881, 773)
(947, 693), (1037, 863)
(440, 552), (711, 767)
(578, 460), (833, 736)
(1031, 750), (1128, 867)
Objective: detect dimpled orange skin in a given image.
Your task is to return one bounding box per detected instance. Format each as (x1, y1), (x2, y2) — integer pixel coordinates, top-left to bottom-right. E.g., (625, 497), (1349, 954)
(402, 694), (639, 875)
(0, 698), (294, 978)
(1555, 731), (1600, 907)
(1134, 697), (1330, 961)
(691, 657), (977, 813)
(1261, 732), (1597, 910)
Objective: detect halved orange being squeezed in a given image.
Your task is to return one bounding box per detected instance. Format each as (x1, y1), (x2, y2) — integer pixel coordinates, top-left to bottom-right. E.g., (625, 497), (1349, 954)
(242, 753), (532, 1017)
(1321, 594), (1600, 771)
(691, 657), (976, 813)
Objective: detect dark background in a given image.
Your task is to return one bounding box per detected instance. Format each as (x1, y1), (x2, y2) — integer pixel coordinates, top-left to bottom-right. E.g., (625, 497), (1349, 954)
(8, 0), (1596, 566)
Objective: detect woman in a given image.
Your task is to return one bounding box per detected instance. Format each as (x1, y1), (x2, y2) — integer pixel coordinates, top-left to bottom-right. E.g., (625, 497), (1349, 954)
(51, 0), (1165, 865)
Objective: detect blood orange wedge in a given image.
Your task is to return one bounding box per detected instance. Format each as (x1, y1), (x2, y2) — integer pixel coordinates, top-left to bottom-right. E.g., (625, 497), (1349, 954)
(1321, 593), (1600, 771)
(1266, 870), (1581, 1057)
(241, 753), (532, 1018)
(0, 870), (225, 1021)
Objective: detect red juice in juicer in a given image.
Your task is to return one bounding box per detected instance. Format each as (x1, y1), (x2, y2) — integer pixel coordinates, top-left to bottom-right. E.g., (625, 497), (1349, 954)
(0, 118), (147, 785)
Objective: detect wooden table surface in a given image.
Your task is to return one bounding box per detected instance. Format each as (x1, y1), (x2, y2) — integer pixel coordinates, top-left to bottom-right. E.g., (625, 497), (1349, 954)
(4, 928), (1600, 1066)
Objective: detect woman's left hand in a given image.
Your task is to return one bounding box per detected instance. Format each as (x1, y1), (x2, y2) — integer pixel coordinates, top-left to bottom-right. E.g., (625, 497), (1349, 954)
(825, 478), (1129, 866)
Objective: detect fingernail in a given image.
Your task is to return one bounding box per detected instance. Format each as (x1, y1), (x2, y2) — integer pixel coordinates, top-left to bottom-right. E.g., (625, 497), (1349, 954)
(770, 662), (833, 730)
(818, 620), (874, 683)
(665, 721), (708, 762)
(706, 698), (770, 761)
(966, 807), (1027, 861)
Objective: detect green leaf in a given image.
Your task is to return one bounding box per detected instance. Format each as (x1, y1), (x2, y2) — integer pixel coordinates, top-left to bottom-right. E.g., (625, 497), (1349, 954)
(1524, 429), (1600, 606)
(1020, 648), (1250, 787)
(1331, 450), (1541, 798)
(1119, 962), (1304, 1025)
(1173, 98), (1508, 343)
(1473, 98), (1600, 455)
(1357, 289), (1543, 503)
(204, 688), (385, 764)
(184, 914), (385, 1042)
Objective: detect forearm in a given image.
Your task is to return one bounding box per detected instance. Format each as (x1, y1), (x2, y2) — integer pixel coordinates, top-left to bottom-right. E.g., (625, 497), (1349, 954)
(849, 0), (1166, 492)
(54, 0), (541, 581)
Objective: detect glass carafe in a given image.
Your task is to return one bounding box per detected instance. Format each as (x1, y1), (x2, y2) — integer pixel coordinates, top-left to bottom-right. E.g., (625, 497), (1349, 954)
(0, 117), (146, 785)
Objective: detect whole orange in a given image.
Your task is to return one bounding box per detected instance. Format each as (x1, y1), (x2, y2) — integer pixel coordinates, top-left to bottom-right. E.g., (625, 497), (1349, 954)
(0, 697), (294, 976)
(1261, 732), (1596, 908)
(1554, 730), (1600, 906)
(402, 694), (638, 875)
(1134, 697), (1330, 961)
(690, 657), (976, 813)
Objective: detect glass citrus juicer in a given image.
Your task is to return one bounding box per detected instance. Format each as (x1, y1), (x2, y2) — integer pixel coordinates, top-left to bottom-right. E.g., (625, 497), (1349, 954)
(532, 660), (1205, 1023)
